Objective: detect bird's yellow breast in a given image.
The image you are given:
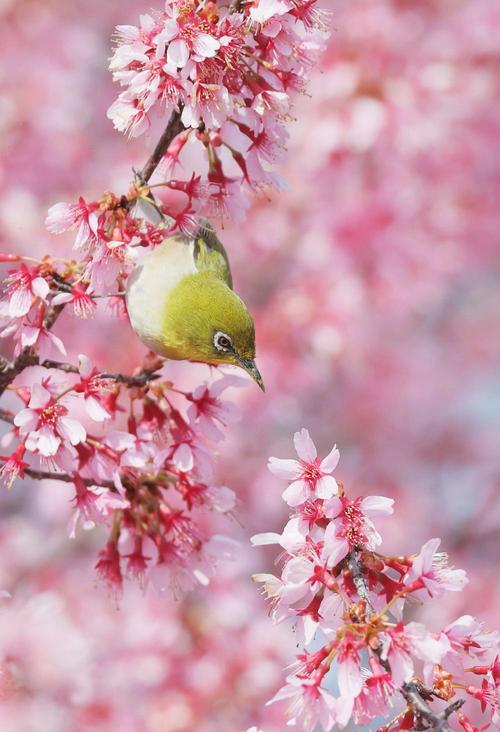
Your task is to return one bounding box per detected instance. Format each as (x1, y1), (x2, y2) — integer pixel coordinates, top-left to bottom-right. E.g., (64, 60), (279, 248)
(126, 238), (197, 358)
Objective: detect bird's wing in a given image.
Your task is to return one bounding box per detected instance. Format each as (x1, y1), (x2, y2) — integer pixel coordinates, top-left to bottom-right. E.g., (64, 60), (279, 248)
(192, 220), (233, 289)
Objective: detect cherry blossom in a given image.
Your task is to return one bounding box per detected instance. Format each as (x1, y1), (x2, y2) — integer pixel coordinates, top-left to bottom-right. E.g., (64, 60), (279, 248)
(14, 384), (86, 458)
(268, 428), (340, 505)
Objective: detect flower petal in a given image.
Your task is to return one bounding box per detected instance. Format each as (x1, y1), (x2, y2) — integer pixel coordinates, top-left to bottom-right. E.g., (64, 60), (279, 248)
(361, 495), (394, 516)
(320, 444), (340, 473)
(267, 457), (301, 480)
(293, 428), (317, 463)
(315, 474), (338, 499)
(167, 38), (189, 68)
(58, 417), (86, 445)
(282, 479), (308, 506)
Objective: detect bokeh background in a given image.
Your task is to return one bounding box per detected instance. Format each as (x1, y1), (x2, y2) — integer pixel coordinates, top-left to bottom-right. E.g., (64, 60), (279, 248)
(0, 0), (499, 729)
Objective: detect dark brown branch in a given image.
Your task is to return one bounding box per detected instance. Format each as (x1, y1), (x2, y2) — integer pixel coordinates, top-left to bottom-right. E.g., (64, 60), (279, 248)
(0, 348), (38, 397)
(401, 682), (464, 731)
(100, 370), (162, 387)
(139, 110), (184, 184)
(41, 360), (162, 387)
(0, 409), (14, 424)
(24, 467), (84, 485)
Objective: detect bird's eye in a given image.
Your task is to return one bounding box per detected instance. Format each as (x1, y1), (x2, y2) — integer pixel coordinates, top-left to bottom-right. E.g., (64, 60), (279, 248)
(214, 331), (232, 351)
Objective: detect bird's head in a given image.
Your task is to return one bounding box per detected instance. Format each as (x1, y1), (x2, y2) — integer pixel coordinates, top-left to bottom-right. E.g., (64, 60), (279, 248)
(162, 272), (265, 390)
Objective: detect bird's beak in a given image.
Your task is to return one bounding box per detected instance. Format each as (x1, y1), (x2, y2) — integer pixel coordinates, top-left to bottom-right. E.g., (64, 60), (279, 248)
(238, 358), (265, 391)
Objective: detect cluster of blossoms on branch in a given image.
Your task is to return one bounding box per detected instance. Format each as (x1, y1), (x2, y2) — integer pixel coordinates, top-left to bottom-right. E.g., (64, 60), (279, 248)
(253, 430), (500, 731)
(108, 0), (329, 220)
(0, 0), (330, 596)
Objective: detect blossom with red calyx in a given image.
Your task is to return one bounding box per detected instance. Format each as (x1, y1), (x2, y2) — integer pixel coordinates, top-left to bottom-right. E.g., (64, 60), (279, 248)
(268, 428), (340, 506)
(403, 537), (469, 598)
(187, 375), (243, 442)
(95, 540), (123, 595)
(73, 354), (112, 422)
(2, 264), (49, 318)
(321, 494), (394, 568)
(52, 283), (96, 319)
(45, 197), (99, 250)
(0, 445), (28, 491)
(123, 535), (151, 585)
(353, 658), (395, 725)
(14, 383), (86, 458)
(68, 475), (129, 539)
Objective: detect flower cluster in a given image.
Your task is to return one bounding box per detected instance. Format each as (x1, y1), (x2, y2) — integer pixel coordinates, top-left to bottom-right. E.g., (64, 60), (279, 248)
(0, 208), (246, 597)
(1, 0), (326, 596)
(253, 430), (500, 731)
(0, 348), (243, 594)
(107, 0), (329, 220)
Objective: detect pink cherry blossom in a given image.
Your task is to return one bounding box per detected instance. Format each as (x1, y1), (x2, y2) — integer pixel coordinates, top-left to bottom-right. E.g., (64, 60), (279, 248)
(321, 495), (393, 568)
(68, 476), (130, 538)
(2, 264), (49, 318)
(45, 198), (99, 250)
(404, 537), (469, 598)
(267, 676), (337, 732)
(74, 354), (112, 422)
(52, 283), (96, 319)
(14, 384), (86, 457)
(268, 428), (339, 505)
(187, 375), (242, 442)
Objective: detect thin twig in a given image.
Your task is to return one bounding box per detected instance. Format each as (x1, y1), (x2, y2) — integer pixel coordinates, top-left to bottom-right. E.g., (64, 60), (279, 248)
(139, 110), (184, 184)
(100, 370), (162, 387)
(401, 682), (464, 731)
(22, 467), (114, 489)
(41, 359), (162, 387)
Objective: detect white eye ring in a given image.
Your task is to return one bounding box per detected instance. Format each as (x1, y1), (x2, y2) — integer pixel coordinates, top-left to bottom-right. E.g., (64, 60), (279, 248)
(214, 331), (233, 352)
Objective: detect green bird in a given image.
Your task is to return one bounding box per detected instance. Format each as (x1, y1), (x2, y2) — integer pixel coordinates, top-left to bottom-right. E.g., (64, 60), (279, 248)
(126, 221), (264, 390)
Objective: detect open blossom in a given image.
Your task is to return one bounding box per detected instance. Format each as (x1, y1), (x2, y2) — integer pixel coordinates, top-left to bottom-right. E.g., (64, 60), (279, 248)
(68, 476), (129, 538)
(52, 283), (96, 319)
(45, 197), (99, 250)
(2, 264), (49, 317)
(74, 354), (112, 422)
(321, 494), (394, 568)
(404, 537), (469, 598)
(267, 676), (338, 732)
(187, 375), (243, 441)
(14, 384), (86, 457)
(268, 428), (340, 505)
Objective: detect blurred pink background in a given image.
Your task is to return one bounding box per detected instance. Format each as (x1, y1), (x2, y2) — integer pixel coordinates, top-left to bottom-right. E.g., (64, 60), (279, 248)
(0, 0), (499, 729)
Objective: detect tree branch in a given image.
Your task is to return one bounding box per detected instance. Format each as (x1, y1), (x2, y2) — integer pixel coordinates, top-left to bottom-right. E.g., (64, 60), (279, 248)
(347, 550), (374, 609)
(0, 348), (38, 398)
(139, 110), (184, 184)
(0, 409), (14, 424)
(41, 360), (163, 387)
(23, 467), (113, 488)
(346, 553), (465, 731)
(401, 682), (464, 731)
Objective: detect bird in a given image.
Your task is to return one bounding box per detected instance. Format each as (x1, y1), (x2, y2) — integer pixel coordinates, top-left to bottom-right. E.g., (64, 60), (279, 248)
(126, 220), (264, 390)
